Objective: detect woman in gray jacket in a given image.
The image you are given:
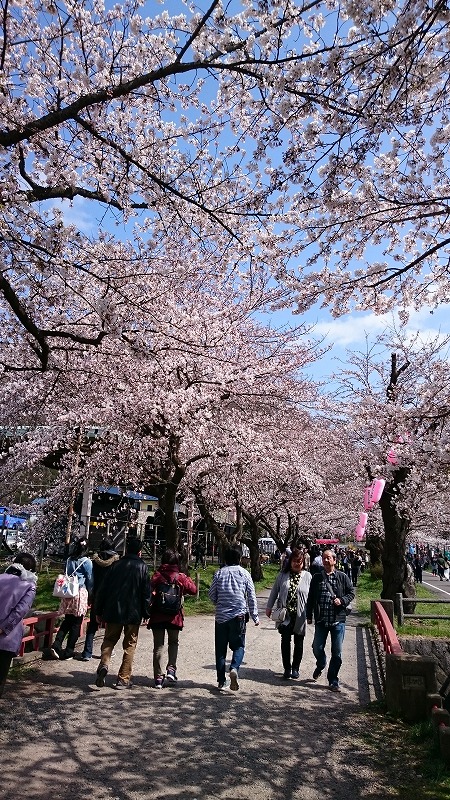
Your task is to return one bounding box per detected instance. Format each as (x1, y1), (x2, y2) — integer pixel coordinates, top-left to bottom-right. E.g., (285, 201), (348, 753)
(265, 548), (311, 680)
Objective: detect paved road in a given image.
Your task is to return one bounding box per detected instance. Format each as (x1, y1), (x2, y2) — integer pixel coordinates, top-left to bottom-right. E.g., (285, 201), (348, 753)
(0, 589), (392, 800)
(421, 571), (450, 597)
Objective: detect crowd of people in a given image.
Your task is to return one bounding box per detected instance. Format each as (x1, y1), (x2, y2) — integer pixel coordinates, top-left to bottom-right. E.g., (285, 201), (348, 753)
(412, 551), (450, 582)
(0, 537), (358, 696)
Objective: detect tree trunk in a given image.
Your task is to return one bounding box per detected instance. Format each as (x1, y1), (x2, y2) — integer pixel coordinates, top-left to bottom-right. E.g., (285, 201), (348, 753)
(241, 511), (264, 582)
(379, 472), (415, 605)
(365, 531), (383, 568)
(248, 539), (263, 583)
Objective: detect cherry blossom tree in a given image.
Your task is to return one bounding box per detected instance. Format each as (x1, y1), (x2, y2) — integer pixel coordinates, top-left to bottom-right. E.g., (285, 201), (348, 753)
(335, 331), (450, 601)
(189, 412), (362, 580)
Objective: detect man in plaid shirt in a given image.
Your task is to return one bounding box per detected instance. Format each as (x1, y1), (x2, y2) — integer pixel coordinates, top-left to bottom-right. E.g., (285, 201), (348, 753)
(306, 549), (354, 692)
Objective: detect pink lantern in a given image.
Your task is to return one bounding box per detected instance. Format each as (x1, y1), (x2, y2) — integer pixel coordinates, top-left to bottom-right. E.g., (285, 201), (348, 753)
(363, 486), (374, 511)
(355, 525), (365, 542)
(371, 478), (386, 503)
(359, 512), (368, 528)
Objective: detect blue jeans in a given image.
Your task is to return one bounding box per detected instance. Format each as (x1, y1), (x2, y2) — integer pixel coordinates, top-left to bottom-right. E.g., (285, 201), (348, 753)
(312, 621), (345, 685)
(214, 616), (246, 684)
(82, 606), (98, 658)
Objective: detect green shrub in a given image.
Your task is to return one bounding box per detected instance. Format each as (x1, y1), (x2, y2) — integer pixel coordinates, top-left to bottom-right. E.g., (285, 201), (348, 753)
(370, 562), (383, 580)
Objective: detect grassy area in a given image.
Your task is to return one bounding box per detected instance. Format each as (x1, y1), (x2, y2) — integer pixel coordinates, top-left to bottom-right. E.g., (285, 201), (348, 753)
(354, 568), (382, 616)
(33, 567), (62, 612)
(398, 579), (450, 638)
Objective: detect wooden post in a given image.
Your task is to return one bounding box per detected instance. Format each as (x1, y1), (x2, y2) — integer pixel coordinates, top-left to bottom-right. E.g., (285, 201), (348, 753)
(395, 592), (404, 626)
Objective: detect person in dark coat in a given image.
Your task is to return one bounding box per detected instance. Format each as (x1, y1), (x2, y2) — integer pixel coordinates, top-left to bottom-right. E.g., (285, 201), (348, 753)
(193, 540), (206, 569)
(0, 552), (37, 698)
(413, 554), (423, 584)
(80, 537), (119, 661)
(147, 549), (197, 688)
(94, 536), (151, 690)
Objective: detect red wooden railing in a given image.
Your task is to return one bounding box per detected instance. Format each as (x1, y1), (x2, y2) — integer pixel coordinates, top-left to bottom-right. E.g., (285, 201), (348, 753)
(18, 611), (90, 657)
(372, 600), (403, 655)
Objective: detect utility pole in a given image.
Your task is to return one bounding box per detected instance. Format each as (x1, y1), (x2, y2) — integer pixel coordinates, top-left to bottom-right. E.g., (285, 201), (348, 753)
(64, 427), (82, 560)
(79, 477), (94, 544)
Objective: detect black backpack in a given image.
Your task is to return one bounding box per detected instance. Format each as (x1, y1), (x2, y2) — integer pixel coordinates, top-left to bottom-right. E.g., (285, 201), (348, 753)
(153, 579), (182, 614)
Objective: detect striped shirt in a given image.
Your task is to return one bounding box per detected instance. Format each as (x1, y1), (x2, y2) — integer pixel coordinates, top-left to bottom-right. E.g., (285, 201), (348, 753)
(208, 565), (259, 625)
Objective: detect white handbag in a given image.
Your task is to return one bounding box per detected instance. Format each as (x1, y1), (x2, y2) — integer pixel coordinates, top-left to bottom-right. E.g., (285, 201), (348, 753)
(52, 558), (88, 598)
(270, 606), (287, 623)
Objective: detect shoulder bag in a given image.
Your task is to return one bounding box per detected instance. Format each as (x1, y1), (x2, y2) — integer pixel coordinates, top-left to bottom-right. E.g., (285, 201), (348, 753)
(52, 558), (88, 599)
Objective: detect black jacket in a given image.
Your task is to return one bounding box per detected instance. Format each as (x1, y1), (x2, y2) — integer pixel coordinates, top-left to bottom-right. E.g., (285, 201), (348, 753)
(94, 553), (151, 625)
(306, 568), (354, 624)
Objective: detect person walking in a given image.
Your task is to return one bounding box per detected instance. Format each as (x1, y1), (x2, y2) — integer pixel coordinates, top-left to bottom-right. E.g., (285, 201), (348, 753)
(147, 548), (197, 688)
(350, 552), (362, 587)
(79, 537), (119, 661)
(444, 557), (450, 582)
(413, 554), (423, 584)
(49, 538), (93, 661)
(306, 548), (354, 692)
(208, 543), (259, 691)
(94, 536), (151, 690)
(193, 539), (206, 569)
(0, 552), (37, 698)
(265, 547), (311, 680)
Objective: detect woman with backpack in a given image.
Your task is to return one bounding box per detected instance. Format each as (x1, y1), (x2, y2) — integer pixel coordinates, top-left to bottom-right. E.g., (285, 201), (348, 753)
(147, 549), (197, 688)
(48, 538), (93, 660)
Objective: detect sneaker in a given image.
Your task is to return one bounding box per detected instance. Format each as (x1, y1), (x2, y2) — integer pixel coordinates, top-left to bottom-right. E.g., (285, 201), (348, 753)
(165, 666), (177, 683)
(218, 680), (227, 690)
(329, 681), (340, 692)
(154, 675), (164, 689)
(230, 668), (239, 691)
(95, 665), (108, 688)
(80, 653), (91, 662)
(60, 649), (74, 661)
(49, 647), (61, 660)
(282, 670), (290, 680)
(291, 669), (299, 679)
(312, 667), (322, 681)
(113, 678), (132, 690)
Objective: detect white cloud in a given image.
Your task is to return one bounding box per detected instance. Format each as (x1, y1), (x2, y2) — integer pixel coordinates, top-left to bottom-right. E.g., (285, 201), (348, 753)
(312, 305), (450, 348)
(51, 198), (98, 234)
